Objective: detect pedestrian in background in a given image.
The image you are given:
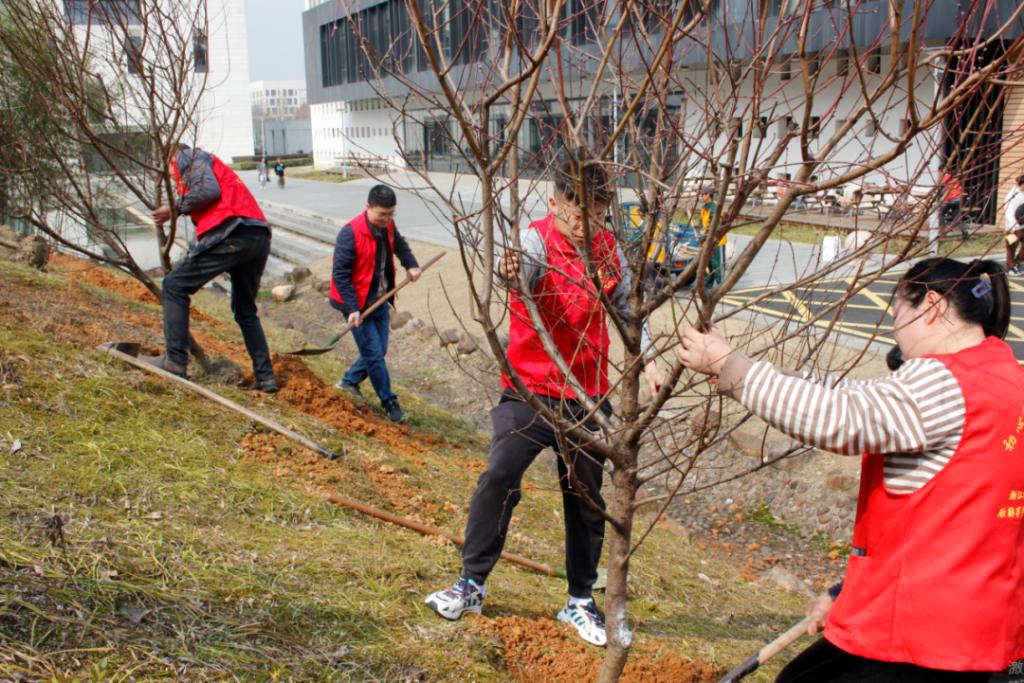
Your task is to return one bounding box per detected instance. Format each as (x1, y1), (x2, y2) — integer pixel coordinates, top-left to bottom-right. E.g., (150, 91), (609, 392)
(258, 156), (269, 187)
(274, 159), (285, 188)
(1003, 174), (1024, 276)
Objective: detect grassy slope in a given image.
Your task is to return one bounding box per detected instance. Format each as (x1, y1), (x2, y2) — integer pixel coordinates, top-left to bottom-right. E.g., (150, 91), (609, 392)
(0, 258), (804, 681)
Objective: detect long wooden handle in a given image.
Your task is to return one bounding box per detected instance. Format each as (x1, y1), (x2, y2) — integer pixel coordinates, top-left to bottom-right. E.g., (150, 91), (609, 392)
(101, 344), (340, 460)
(718, 617), (810, 683)
(338, 251), (446, 336)
(325, 493), (565, 578)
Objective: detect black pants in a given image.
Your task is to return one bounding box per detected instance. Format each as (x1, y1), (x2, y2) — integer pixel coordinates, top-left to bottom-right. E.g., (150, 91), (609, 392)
(777, 638), (997, 683)
(162, 224), (274, 381)
(461, 390), (611, 598)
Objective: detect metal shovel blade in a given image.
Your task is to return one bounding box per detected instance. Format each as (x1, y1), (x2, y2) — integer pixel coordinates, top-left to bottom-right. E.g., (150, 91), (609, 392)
(100, 341), (141, 357)
(284, 331), (343, 356)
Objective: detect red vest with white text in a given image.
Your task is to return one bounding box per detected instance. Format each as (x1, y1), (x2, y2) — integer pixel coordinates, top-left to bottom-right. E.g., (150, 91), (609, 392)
(825, 336), (1024, 671)
(329, 211), (396, 311)
(502, 215), (620, 400)
(173, 153), (266, 239)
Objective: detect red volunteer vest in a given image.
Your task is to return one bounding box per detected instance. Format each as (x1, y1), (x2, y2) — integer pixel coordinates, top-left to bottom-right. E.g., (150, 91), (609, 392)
(826, 336), (1024, 670)
(502, 215), (620, 400)
(173, 153), (267, 239)
(329, 211), (397, 311)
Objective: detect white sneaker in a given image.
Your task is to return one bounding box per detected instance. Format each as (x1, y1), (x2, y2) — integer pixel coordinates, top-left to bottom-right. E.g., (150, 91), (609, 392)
(424, 577), (485, 620)
(557, 598), (607, 647)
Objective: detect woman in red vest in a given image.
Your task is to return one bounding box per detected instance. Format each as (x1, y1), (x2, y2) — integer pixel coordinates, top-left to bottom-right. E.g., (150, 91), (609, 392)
(678, 258), (1023, 681)
(145, 145), (276, 392)
(424, 159), (664, 647)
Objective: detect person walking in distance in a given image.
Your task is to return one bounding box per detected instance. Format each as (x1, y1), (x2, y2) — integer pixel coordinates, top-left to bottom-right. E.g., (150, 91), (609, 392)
(274, 159), (285, 189)
(424, 159), (664, 647)
(677, 258), (1023, 681)
(145, 144), (277, 392)
(258, 156), (269, 188)
(329, 185), (420, 423)
(1003, 174), (1024, 276)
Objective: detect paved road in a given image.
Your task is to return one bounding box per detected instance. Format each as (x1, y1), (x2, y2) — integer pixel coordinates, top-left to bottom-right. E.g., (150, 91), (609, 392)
(241, 169), (825, 290)
(722, 271), (1024, 361)
(246, 169), (1022, 360)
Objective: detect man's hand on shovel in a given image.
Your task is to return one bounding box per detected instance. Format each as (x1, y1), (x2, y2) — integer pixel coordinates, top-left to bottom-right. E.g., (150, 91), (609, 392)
(285, 252), (444, 356)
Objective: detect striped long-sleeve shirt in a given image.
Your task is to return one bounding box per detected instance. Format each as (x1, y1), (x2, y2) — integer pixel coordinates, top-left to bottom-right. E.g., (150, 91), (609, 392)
(738, 358), (965, 494)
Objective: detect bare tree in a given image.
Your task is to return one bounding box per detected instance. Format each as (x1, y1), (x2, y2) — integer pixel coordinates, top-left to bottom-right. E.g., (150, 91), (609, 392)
(0, 0), (211, 293)
(318, 0), (1024, 677)
(0, 0), (230, 364)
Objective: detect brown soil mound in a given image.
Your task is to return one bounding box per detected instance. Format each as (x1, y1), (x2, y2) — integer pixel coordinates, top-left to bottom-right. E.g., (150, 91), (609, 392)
(272, 354), (427, 458)
(239, 428), (446, 526)
(3, 255), (430, 472)
(48, 253), (220, 326)
(477, 616), (721, 683)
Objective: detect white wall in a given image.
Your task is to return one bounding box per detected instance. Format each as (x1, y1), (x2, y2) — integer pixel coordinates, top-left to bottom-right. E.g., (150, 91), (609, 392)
(311, 99), (405, 170)
(195, 0), (255, 160)
(65, 0), (254, 161)
(308, 53), (941, 188)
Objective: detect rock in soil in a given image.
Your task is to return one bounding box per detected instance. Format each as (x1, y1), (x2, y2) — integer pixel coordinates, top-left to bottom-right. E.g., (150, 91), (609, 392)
(391, 310), (413, 329)
(15, 236), (50, 270)
(759, 565), (816, 598)
(456, 332), (478, 355)
(271, 284), (296, 303)
(287, 266), (312, 283)
(438, 328), (459, 347)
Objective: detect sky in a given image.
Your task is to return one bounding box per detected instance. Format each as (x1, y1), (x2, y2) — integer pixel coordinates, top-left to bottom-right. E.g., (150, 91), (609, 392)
(244, 0), (307, 82)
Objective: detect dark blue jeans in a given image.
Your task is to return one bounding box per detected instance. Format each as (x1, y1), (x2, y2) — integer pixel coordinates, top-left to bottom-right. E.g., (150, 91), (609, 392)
(342, 306), (395, 406)
(162, 224), (274, 381)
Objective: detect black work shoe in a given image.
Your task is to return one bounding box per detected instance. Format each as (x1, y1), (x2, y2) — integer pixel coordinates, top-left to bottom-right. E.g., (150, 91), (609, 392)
(255, 376), (279, 394)
(138, 354), (186, 378)
(383, 399), (406, 423)
(336, 379), (363, 400)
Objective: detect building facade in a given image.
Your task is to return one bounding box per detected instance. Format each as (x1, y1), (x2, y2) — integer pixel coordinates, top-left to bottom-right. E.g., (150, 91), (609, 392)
(301, 0), (1022, 224)
(250, 79), (308, 119)
(262, 118), (314, 156)
(65, 0), (255, 161)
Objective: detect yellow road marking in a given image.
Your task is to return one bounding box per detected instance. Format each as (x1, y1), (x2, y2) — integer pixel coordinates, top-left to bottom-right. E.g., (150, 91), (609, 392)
(782, 290), (813, 322)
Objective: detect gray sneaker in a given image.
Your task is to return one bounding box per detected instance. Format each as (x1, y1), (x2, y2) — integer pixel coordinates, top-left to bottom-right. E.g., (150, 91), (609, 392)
(424, 577), (486, 620)
(557, 598), (607, 647)
(335, 379), (362, 399)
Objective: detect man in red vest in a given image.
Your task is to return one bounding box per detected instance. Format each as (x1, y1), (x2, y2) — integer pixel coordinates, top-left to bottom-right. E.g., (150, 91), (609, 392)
(425, 159), (663, 647)
(329, 185), (420, 422)
(144, 144), (276, 392)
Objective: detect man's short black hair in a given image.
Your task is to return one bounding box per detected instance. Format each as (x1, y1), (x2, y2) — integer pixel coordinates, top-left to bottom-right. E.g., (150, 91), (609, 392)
(553, 157), (613, 206)
(368, 184), (397, 208)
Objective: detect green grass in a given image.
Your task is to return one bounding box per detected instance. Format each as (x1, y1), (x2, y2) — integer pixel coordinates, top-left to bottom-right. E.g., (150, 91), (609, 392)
(0, 258), (807, 681)
(729, 218), (1001, 257)
(290, 169), (360, 184)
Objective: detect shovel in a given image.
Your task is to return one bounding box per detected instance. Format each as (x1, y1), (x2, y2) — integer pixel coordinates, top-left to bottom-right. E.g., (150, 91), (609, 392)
(718, 616), (810, 682)
(285, 251), (445, 356)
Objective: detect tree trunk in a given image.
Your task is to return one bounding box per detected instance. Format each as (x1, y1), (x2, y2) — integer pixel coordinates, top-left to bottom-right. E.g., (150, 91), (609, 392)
(596, 466), (637, 683)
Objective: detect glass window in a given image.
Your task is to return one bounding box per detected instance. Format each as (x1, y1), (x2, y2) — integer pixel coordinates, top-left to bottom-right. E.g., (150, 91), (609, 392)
(194, 30), (208, 73)
(125, 35), (142, 75)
